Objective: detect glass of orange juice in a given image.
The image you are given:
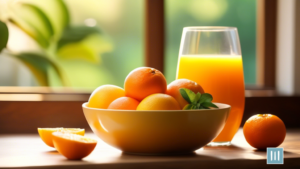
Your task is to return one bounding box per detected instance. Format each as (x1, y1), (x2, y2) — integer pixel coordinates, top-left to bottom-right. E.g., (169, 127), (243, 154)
(176, 27), (245, 146)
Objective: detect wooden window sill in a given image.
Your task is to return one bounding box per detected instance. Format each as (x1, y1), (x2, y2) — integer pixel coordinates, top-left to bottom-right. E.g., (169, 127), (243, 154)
(0, 88), (281, 102)
(0, 89), (299, 133)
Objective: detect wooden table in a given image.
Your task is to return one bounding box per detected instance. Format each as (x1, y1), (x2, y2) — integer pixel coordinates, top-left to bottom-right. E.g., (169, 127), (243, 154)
(1, 129), (300, 169)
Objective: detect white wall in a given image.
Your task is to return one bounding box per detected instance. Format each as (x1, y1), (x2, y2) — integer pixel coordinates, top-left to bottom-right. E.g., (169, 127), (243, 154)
(276, 0), (300, 95)
(0, 53), (35, 86)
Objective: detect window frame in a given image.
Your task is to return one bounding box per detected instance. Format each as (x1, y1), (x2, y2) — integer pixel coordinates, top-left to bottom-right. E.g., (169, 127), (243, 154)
(256, 0), (277, 88)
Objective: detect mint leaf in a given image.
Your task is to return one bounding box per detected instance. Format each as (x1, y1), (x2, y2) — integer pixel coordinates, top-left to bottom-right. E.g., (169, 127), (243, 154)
(198, 93), (213, 104)
(201, 102), (218, 109)
(200, 105), (209, 109)
(179, 88), (196, 104)
(191, 105), (198, 109)
(183, 104), (193, 110)
(193, 92), (201, 104)
(179, 88), (218, 110)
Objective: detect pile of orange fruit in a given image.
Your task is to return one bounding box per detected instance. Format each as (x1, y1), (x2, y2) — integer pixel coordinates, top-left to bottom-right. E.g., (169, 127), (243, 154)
(87, 67), (205, 110)
(87, 66), (287, 150)
(37, 67), (287, 159)
(37, 67), (208, 160)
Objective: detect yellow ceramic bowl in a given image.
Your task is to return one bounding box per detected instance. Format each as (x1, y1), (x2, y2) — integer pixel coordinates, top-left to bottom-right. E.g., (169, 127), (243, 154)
(82, 102), (230, 155)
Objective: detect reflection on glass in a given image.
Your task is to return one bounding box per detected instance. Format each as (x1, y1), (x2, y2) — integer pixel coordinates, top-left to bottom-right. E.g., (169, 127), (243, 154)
(177, 27), (245, 145)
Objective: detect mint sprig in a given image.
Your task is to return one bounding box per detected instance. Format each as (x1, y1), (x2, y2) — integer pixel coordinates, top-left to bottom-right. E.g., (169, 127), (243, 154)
(179, 88), (218, 110)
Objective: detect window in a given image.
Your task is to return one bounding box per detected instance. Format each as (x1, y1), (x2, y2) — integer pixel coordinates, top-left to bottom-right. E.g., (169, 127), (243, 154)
(165, 0), (257, 85)
(0, 0), (279, 91)
(0, 0), (144, 89)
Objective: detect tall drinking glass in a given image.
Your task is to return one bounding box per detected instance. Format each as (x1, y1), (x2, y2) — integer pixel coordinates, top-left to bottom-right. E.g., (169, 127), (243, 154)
(176, 27), (245, 146)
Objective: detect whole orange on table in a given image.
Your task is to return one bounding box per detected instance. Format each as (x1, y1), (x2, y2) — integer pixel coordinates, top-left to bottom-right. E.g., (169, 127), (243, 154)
(243, 114), (286, 149)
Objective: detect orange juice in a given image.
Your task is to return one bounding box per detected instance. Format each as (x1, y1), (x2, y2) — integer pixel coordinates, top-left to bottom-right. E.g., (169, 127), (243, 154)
(177, 55), (245, 142)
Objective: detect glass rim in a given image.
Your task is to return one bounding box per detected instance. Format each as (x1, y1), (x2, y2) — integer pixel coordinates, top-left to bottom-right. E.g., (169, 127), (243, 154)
(183, 26), (237, 31)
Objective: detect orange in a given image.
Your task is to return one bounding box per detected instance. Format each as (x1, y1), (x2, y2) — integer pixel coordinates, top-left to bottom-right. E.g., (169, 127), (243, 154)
(38, 128), (85, 148)
(137, 93), (181, 110)
(166, 79), (205, 109)
(108, 96), (140, 110)
(52, 132), (97, 160)
(88, 85), (125, 109)
(124, 67), (167, 101)
(243, 114), (286, 149)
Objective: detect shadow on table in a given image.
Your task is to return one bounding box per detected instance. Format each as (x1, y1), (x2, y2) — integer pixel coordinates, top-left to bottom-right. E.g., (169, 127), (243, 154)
(202, 144), (245, 150)
(119, 151), (221, 161)
(121, 151), (197, 157)
(117, 144), (245, 159)
(237, 147), (300, 160)
(44, 150), (60, 155)
(254, 149), (292, 153)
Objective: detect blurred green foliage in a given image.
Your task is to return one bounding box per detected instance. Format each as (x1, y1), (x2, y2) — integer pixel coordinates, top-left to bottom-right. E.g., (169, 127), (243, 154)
(56, 0), (144, 88)
(11, 52), (67, 86)
(0, 0), (113, 86)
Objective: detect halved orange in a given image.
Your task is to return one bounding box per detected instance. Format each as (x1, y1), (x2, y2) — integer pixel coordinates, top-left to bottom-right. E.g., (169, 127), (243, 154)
(37, 128), (85, 147)
(52, 132), (97, 160)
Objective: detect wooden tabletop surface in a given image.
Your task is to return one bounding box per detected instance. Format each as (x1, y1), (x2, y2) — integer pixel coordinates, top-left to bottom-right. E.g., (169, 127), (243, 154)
(1, 129), (300, 169)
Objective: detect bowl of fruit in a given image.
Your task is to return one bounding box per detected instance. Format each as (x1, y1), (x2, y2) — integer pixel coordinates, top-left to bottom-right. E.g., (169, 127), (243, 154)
(82, 67), (230, 155)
